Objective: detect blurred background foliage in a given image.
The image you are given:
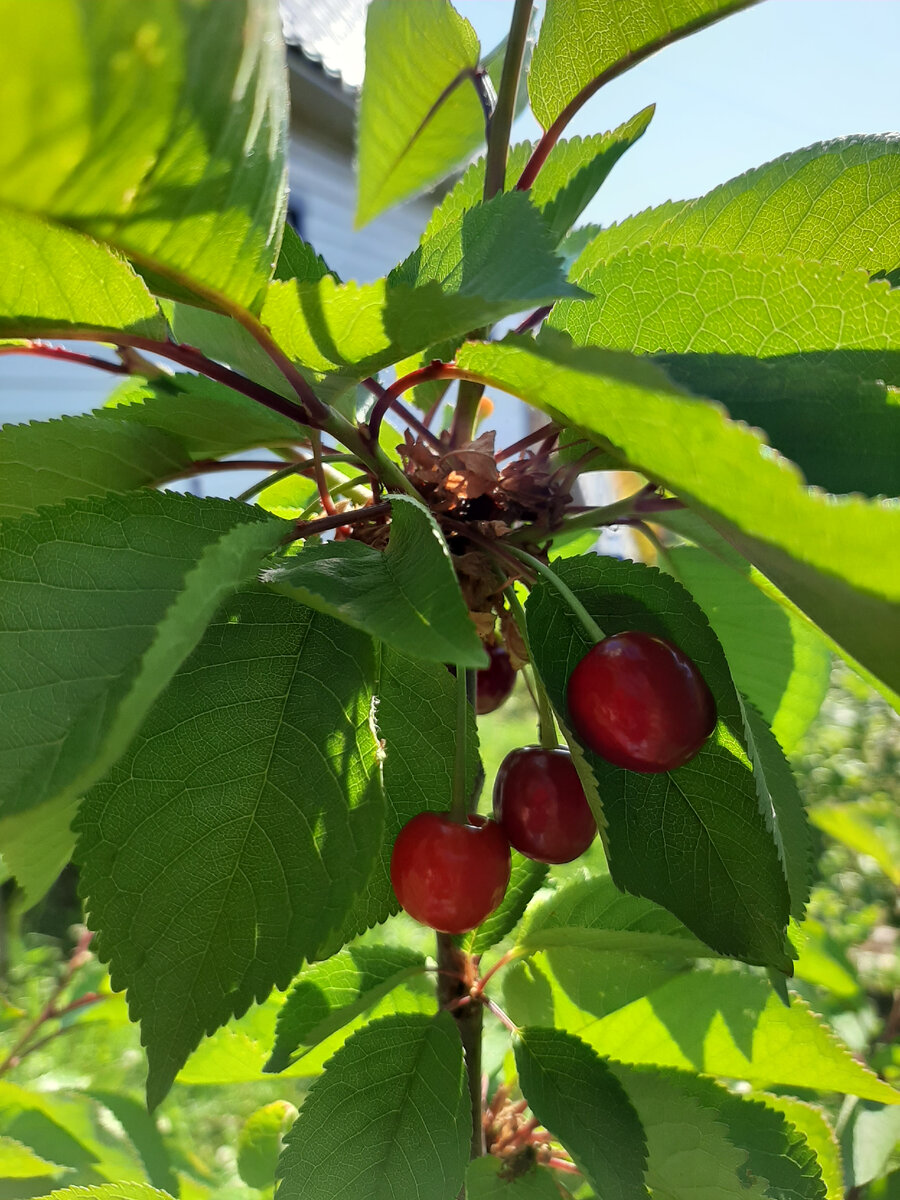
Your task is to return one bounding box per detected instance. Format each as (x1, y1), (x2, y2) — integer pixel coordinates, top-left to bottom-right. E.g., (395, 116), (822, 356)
(0, 658), (897, 1198)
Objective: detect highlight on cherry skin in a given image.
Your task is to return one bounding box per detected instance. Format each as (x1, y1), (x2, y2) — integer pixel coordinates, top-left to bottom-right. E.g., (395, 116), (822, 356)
(389, 811), (512, 934)
(493, 745), (596, 864)
(566, 630), (717, 773)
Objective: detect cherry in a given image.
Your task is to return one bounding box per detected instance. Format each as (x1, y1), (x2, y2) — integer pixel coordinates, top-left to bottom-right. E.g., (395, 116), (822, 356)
(493, 746), (596, 864)
(566, 631), (716, 773)
(475, 644), (516, 715)
(390, 811), (511, 934)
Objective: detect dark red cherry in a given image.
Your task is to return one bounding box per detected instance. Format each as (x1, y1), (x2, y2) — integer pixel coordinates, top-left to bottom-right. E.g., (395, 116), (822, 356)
(566, 631), (716, 773)
(493, 746), (596, 864)
(390, 812), (511, 934)
(476, 644), (516, 714)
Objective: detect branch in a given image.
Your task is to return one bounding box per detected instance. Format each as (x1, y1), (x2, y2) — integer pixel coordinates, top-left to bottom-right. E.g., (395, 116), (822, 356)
(482, 0), (534, 199)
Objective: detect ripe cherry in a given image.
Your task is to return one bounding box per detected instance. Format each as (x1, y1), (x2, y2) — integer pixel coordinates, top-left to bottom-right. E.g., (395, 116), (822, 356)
(475, 644), (516, 714)
(566, 631), (716, 773)
(390, 811), (511, 934)
(493, 746), (596, 864)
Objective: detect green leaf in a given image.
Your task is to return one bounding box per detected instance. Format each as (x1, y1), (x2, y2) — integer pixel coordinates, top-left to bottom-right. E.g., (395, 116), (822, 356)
(0, 0), (288, 311)
(456, 335), (900, 695)
(580, 970), (900, 1105)
(558, 244), (900, 383)
(84, 1092), (177, 1196)
(578, 135), (900, 276)
(667, 545), (830, 753)
(356, 0), (483, 226)
(426, 108), (654, 247)
(607, 1065), (770, 1200)
(670, 1073), (828, 1200)
(0, 415), (190, 519)
(0, 209), (165, 339)
(164, 300), (296, 399)
(0, 492), (285, 900)
(533, 111), (656, 243)
(274, 225), (335, 285)
(519, 874), (707, 955)
(758, 1096), (843, 1200)
(262, 191), (583, 395)
(465, 1155), (562, 1198)
(265, 945), (427, 1073)
(658, 507), (900, 715)
(514, 1027), (649, 1199)
(840, 1102), (900, 1189)
(525, 554), (793, 968)
(277, 1013), (470, 1200)
(0, 1081), (144, 1187)
(25, 1189), (174, 1200)
(655, 353), (900, 498)
(462, 853), (549, 957)
(265, 496), (486, 667)
(75, 588), (385, 1108)
(331, 644), (482, 944)
(528, 0), (755, 129)
(809, 803), (900, 886)
(104, 373), (302, 459)
(237, 1100), (297, 1190)
(507, 877), (696, 1024)
(0, 1136), (65, 1180)
(739, 701), (812, 921)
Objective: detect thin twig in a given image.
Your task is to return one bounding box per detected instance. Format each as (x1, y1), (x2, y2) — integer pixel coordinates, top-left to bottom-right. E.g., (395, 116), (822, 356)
(0, 341), (130, 375)
(496, 422), (558, 462)
(284, 501), (391, 544)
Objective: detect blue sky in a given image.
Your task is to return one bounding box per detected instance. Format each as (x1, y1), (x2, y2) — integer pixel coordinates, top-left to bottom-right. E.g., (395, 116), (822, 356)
(457, 1), (900, 225)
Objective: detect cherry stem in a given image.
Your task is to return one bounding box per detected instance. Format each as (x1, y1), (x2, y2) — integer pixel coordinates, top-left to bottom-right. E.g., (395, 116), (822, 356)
(450, 666), (471, 824)
(504, 545), (605, 643)
(504, 586), (557, 749)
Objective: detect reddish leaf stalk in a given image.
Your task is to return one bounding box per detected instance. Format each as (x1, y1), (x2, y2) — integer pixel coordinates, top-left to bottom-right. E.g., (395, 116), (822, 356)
(516, 8), (748, 192)
(361, 375), (444, 451)
(0, 340), (130, 375)
(367, 361), (462, 447)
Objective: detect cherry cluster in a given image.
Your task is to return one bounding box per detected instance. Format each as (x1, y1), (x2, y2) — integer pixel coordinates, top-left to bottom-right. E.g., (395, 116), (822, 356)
(390, 631), (715, 934)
